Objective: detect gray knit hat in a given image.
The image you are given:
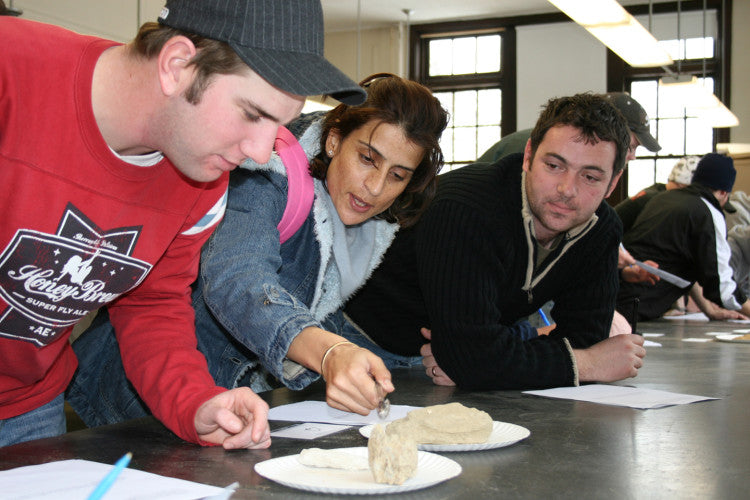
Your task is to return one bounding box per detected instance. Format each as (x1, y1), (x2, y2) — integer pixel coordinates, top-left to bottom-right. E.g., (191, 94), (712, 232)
(668, 156), (700, 185)
(158, 0), (366, 105)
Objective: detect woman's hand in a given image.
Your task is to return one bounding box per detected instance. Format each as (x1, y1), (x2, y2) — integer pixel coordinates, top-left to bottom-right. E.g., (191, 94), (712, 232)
(287, 327), (392, 415)
(321, 341), (393, 415)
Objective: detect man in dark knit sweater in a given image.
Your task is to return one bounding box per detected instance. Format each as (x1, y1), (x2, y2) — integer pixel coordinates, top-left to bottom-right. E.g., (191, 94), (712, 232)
(343, 93), (646, 390)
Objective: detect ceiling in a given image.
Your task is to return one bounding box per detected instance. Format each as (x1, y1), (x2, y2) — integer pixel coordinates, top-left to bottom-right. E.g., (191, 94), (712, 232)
(320, 0), (666, 32)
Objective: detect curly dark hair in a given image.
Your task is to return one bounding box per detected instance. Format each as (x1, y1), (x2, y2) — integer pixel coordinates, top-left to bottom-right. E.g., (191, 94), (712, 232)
(309, 73), (448, 228)
(528, 93), (631, 178)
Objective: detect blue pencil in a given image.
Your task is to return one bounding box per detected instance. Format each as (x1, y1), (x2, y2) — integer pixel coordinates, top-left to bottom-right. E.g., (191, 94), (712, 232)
(87, 452), (132, 500)
(538, 308), (551, 326)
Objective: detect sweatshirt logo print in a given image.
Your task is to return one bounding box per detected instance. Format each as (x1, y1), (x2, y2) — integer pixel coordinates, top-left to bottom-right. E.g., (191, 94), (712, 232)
(0, 204), (151, 346)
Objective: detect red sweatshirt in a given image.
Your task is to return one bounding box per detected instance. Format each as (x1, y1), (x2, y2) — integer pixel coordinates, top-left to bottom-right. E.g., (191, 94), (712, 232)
(0, 18), (228, 443)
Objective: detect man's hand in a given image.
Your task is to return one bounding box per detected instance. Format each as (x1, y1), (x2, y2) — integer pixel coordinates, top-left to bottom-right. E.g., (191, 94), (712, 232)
(621, 259), (660, 285)
(618, 245), (636, 269)
(704, 306), (749, 321)
(690, 284), (750, 320)
(575, 334), (646, 383)
(537, 324), (556, 336)
(419, 328), (456, 386)
(194, 387), (271, 450)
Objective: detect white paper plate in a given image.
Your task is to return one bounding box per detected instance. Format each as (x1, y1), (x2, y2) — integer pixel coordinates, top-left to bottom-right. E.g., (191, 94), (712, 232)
(254, 447), (461, 495)
(715, 334), (750, 344)
(359, 420), (530, 452)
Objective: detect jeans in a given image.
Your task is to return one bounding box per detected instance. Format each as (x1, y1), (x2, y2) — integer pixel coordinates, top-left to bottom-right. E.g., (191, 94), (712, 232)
(66, 308), (150, 428)
(65, 306), (424, 431)
(0, 393), (66, 447)
(325, 310), (423, 370)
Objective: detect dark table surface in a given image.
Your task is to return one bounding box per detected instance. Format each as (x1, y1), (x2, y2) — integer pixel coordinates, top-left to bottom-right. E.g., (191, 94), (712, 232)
(2, 318), (749, 499)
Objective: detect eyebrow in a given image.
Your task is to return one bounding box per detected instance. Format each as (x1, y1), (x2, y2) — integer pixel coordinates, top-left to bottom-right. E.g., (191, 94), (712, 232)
(545, 152), (607, 176)
(237, 97), (283, 123)
(357, 140), (417, 172)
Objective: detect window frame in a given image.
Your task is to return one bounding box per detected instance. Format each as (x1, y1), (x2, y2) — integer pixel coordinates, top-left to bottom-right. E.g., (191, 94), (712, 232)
(606, 0), (732, 205)
(409, 19), (517, 168)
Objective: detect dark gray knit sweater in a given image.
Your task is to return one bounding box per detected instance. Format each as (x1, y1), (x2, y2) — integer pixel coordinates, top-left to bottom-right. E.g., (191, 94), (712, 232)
(345, 153), (622, 390)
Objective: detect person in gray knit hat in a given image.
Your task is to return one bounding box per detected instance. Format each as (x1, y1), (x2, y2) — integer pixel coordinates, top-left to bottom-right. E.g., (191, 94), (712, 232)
(669, 155), (701, 186)
(0, 1), (362, 449)
(615, 155), (700, 236)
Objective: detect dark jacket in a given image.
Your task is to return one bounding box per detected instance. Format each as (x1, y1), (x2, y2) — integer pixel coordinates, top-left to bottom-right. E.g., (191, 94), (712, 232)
(345, 154), (622, 390)
(614, 183), (666, 233)
(617, 183), (746, 320)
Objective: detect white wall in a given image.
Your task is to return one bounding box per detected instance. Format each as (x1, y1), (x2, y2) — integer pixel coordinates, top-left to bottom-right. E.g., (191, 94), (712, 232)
(11, 0), (163, 41)
(325, 26), (404, 83)
(516, 23), (607, 129)
(326, 21), (609, 129)
(325, 9), (745, 139)
(10, 0), (749, 142)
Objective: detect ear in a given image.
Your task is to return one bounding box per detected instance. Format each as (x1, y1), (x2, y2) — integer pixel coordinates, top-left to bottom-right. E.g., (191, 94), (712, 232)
(716, 190), (730, 205)
(325, 128), (342, 157)
(157, 36), (198, 97)
(522, 138), (533, 173)
(605, 170), (624, 198)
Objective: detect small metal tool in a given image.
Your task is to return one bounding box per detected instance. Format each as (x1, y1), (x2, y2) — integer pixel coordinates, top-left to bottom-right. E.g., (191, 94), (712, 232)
(375, 381), (390, 419)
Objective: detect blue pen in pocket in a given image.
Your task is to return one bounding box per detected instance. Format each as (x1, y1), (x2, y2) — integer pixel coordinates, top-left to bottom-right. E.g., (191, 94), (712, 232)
(538, 308), (551, 327)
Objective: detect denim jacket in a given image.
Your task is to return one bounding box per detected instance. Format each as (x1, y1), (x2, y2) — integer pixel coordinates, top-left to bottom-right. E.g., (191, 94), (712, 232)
(193, 114), (398, 392)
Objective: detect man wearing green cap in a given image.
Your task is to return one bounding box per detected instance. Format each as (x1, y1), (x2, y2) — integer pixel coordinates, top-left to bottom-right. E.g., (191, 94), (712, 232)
(478, 92), (661, 164)
(0, 0), (364, 448)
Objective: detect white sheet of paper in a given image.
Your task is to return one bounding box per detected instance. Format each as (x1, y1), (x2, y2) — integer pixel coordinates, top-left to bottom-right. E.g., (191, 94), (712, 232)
(683, 337), (713, 342)
(268, 401), (418, 425)
(642, 332), (664, 337)
(643, 340), (662, 347)
(271, 422), (352, 439)
(523, 384), (718, 409)
(663, 312), (710, 321)
(727, 318), (750, 324)
(633, 260), (691, 288)
(0, 459), (224, 500)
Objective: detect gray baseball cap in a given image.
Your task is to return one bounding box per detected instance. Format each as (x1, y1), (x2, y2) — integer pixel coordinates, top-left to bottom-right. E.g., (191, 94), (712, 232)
(158, 0), (366, 105)
(604, 92), (661, 152)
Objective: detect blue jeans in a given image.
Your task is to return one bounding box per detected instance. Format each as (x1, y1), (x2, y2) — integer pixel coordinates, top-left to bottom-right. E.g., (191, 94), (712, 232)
(66, 308), (150, 428)
(65, 307), (423, 430)
(325, 310), (423, 370)
(0, 393), (66, 447)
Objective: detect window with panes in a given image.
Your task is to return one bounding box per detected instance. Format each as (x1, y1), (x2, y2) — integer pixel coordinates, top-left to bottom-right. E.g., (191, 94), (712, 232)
(608, 2), (729, 200)
(410, 20), (516, 170)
